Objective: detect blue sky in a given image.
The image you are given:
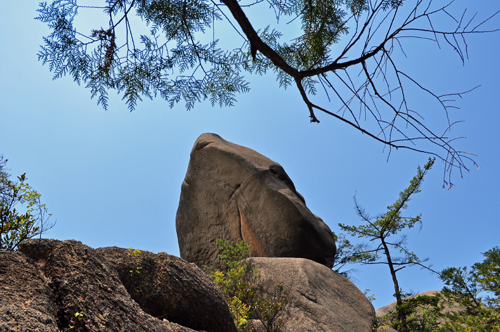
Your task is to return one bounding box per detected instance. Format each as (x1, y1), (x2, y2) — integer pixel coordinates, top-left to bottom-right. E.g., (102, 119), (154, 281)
(1, 1), (499, 309)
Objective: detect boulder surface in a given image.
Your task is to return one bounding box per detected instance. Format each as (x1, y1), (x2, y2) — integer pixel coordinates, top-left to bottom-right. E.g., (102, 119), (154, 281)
(176, 133), (336, 269)
(0, 239), (238, 332)
(0, 249), (59, 332)
(245, 257), (377, 332)
(97, 246), (236, 332)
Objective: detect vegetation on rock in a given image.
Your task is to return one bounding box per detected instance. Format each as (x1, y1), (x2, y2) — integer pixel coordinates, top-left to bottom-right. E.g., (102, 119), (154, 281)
(0, 155), (54, 250)
(207, 239), (288, 331)
(333, 158), (499, 331)
(376, 247), (500, 331)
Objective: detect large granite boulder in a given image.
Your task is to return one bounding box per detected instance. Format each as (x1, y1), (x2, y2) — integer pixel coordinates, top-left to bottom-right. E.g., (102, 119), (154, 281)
(1, 239), (237, 332)
(245, 257), (377, 332)
(176, 133), (336, 269)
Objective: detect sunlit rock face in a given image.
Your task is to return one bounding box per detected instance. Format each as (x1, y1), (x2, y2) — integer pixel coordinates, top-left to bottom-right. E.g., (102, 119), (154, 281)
(245, 257), (377, 332)
(176, 133), (336, 269)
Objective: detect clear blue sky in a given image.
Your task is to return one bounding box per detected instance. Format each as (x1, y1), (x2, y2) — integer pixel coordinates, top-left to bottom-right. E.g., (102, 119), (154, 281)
(1, 1), (499, 309)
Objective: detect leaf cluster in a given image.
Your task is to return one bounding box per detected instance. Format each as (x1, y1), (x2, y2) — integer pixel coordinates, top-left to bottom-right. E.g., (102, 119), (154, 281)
(377, 247), (500, 331)
(127, 247), (143, 292)
(37, 0), (250, 111)
(332, 231), (375, 278)
(336, 159), (436, 330)
(382, 295), (441, 332)
(207, 239), (288, 332)
(437, 247), (500, 330)
(0, 156), (55, 251)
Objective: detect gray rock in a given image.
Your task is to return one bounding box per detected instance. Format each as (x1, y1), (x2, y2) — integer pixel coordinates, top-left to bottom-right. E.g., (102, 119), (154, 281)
(176, 133), (336, 269)
(245, 257), (377, 332)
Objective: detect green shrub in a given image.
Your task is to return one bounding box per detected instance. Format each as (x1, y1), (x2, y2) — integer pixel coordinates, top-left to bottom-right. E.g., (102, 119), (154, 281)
(207, 239), (288, 332)
(0, 155), (54, 250)
(377, 247), (500, 331)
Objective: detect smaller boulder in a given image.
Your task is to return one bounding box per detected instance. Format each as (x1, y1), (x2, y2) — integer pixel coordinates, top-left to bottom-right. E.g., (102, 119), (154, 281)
(245, 257), (377, 332)
(97, 246), (237, 332)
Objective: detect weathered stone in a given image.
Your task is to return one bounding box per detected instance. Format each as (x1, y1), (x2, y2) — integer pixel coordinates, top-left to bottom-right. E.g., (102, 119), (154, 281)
(97, 246), (237, 332)
(14, 239), (237, 332)
(0, 249), (59, 332)
(176, 133), (336, 269)
(39, 240), (196, 331)
(245, 257), (377, 332)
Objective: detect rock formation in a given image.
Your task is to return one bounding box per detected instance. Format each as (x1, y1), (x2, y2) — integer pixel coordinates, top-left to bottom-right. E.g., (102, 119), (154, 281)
(176, 133), (336, 269)
(0, 239), (237, 332)
(0, 134), (385, 332)
(0, 248), (59, 332)
(245, 257), (377, 332)
(96, 246), (235, 332)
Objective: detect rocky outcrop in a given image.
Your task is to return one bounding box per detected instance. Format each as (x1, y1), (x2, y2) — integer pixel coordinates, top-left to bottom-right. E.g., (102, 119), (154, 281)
(0, 249), (59, 332)
(0, 239), (237, 332)
(176, 133), (336, 269)
(245, 257), (377, 332)
(96, 246), (236, 332)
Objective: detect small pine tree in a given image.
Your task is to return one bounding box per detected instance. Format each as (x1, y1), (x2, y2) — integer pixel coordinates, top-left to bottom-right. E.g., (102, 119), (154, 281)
(338, 158), (437, 331)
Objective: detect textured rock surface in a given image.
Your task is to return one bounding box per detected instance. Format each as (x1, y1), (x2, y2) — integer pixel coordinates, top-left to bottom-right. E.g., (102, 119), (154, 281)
(176, 133), (336, 269)
(0, 249), (59, 332)
(245, 257), (377, 332)
(4, 239), (237, 332)
(97, 246), (236, 332)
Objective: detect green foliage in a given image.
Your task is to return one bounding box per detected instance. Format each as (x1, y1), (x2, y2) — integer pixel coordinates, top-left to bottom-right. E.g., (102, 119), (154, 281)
(66, 311), (84, 331)
(127, 247), (143, 274)
(127, 247), (142, 292)
(376, 247), (500, 331)
(36, 0), (250, 111)
(332, 231), (376, 278)
(35, 0), (495, 184)
(254, 281), (288, 332)
(216, 238), (252, 271)
(208, 239), (288, 332)
(0, 156), (54, 251)
(437, 246), (500, 331)
(384, 295), (441, 332)
(363, 289), (376, 302)
(34, 0), (401, 111)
